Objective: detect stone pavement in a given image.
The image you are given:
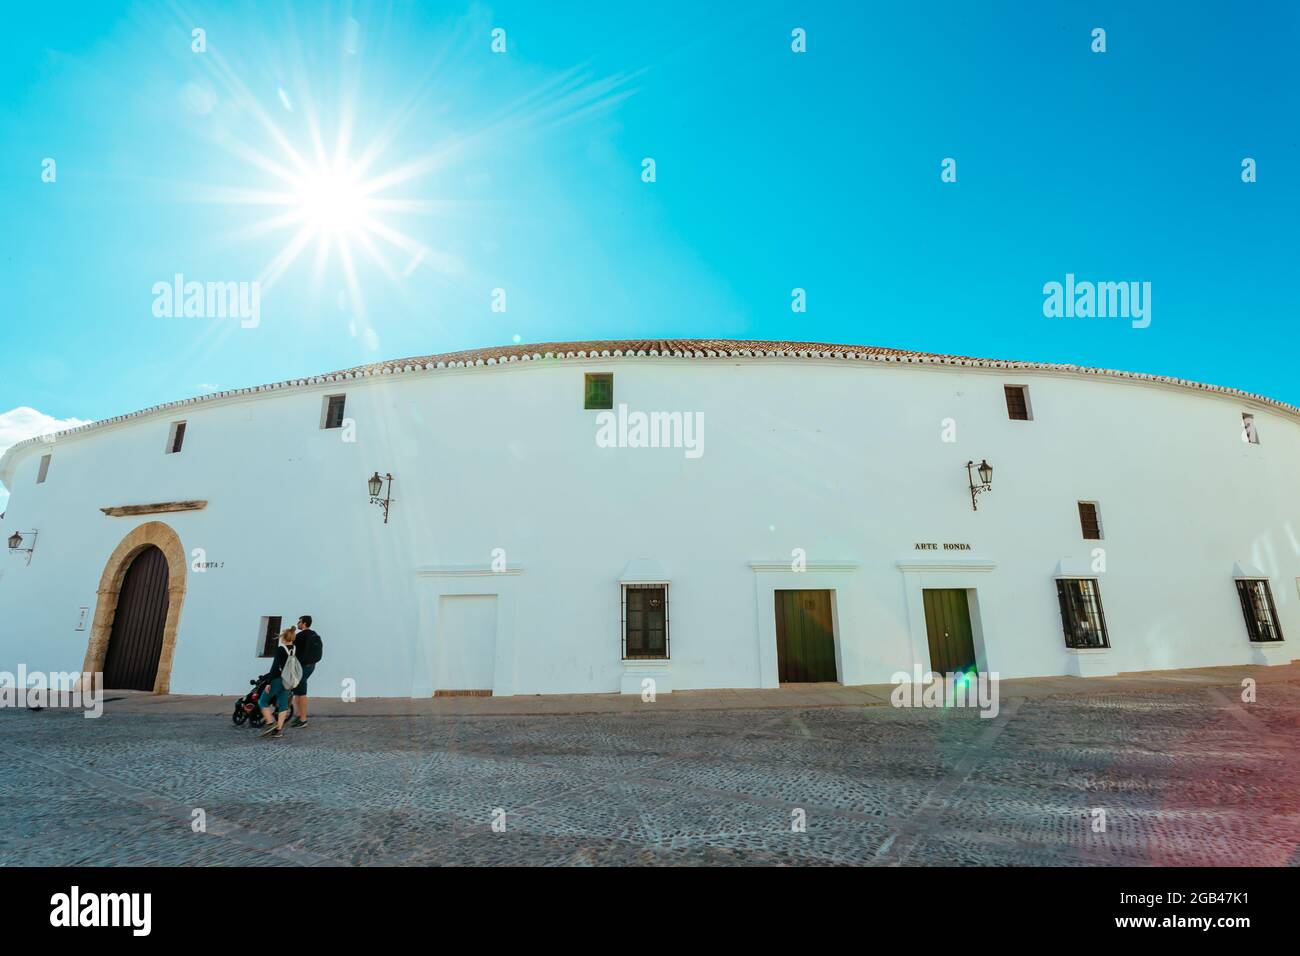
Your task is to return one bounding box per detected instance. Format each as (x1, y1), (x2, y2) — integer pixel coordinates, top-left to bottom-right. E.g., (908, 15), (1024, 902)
(2, 663), (1298, 866)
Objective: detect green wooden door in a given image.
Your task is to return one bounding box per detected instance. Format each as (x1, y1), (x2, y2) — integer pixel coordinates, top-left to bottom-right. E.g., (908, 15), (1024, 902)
(922, 589), (977, 675)
(774, 590), (838, 682)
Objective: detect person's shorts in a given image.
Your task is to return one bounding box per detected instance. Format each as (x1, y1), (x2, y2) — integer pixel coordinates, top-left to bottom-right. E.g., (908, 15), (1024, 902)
(257, 677), (289, 712)
(294, 664), (316, 696)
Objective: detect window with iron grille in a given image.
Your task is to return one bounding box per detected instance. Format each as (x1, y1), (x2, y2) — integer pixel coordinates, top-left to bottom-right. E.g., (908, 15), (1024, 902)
(166, 421), (187, 454)
(1241, 413), (1259, 444)
(1056, 578), (1111, 649)
(622, 584), (668, 659)
(1078, 501), (1103, 540)
(36, 454), (51, 484)
(1236, 579), (1283, 642)
(257, 616), (283, 657)
(1004, 385), (1031, 420)
(322, 394), (347, 429)
(585, 373), (613, 410)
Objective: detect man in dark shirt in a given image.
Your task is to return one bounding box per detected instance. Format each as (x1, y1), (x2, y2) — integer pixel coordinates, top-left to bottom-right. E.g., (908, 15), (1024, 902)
(291, 614), (323, 728)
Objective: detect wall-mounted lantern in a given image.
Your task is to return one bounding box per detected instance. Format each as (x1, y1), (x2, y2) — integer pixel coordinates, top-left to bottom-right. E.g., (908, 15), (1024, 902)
(7, 529), (38, 565)
(966, 460), (993, 511)
(368, 472), (394, 524)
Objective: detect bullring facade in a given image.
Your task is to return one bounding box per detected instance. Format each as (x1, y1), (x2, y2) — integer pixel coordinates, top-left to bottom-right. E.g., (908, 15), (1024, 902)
(0, 339), (1295, 697)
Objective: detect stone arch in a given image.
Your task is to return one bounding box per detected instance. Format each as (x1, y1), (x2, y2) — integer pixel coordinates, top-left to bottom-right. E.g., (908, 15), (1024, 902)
(83, 521), (188, 693)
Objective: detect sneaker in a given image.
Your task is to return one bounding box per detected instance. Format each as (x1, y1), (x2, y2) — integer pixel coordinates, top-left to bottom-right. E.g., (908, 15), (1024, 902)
(259, 725), (277, 737)
(290, 717), (308, 728)
(268, 728), (283, 738)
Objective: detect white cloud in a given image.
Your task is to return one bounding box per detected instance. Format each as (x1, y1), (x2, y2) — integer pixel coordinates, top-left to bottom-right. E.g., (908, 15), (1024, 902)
(0, 407), (94, 512)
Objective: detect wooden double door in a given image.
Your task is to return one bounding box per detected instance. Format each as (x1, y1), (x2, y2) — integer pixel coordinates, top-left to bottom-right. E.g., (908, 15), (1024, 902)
(102, 546), (170, 690)
(922, 588), (977, 675)
(774, 589), (838, 683)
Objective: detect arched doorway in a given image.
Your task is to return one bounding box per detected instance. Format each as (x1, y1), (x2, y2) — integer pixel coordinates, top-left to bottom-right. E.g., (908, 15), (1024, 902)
(101, 546), (170, 690)
(83, 521), (188, 693)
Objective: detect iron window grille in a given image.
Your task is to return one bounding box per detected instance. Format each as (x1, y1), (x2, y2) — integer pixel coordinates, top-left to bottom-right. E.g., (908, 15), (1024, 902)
(622, 583), (669, 660)
(1236, 579), (1283, 643)
(1056, 578), (1111, 649)
(1004, 385), (1031, 420)
(585, 373), (614, 410)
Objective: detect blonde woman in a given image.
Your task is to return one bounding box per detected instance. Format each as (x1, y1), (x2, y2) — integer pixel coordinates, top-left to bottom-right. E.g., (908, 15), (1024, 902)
(258, 627), (298, 739)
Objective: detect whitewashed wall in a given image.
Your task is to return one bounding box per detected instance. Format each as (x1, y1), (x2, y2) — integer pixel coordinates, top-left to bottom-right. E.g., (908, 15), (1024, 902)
(1, 355), (1296, 696)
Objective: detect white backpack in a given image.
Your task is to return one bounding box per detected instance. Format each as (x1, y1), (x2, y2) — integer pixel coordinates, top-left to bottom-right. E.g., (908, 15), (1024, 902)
(281, 645), (303, 692)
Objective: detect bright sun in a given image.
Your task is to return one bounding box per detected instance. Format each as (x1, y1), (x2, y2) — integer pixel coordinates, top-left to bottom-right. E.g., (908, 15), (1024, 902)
(294, 166), (367, 236)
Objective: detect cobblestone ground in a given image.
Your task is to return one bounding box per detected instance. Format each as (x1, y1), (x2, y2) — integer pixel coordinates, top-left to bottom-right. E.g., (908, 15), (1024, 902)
(2, 682), (1299, 866)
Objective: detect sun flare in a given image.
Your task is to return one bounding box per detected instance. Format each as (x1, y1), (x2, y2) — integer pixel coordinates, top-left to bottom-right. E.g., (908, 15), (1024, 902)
(183, 30), (639, 340)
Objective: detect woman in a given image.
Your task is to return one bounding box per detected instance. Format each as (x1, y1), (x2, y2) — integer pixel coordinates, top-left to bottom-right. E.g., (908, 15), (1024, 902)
(258, 627), (298, 738)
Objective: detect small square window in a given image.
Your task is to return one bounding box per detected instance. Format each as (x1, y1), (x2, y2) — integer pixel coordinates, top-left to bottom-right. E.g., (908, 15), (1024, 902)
(1236, 580), (1283, 643)
(166, 421), (187, 454)
(584, 373), (613, 410)
(257, 616), (283, 657)
(1241, 413), (1259, 444)
(1004, 385), (1031, 421)
(1078, 501), (1103, 540)
(36, 454), (51, 484)
(322, 394), (347, 429)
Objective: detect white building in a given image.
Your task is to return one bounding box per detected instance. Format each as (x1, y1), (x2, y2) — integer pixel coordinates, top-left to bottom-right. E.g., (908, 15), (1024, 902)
(1, 339), (1295, 698)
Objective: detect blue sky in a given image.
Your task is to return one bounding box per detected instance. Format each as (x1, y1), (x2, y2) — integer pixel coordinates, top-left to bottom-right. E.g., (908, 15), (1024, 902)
(1, 0), (1297, 476)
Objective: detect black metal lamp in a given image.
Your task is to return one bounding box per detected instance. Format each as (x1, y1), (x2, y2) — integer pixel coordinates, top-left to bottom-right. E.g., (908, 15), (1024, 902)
(368, 472), (394, 524)
(966, 460), (993, 511)
(7, 530), (37, 564)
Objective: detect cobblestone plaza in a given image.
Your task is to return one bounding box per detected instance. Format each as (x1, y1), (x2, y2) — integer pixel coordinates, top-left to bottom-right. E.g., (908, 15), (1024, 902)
(3, 673), (1298, 866)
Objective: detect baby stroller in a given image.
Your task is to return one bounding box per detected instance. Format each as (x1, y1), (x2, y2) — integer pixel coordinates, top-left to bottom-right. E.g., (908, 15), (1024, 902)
(231, 672), (295, 727)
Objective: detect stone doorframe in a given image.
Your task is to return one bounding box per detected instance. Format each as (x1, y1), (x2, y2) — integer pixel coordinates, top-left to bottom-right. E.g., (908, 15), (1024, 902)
(749, 559), (861, 688)
(82, 521), (188, 693)
(896, 555), (997, 676)
(413, 562), (523, 698)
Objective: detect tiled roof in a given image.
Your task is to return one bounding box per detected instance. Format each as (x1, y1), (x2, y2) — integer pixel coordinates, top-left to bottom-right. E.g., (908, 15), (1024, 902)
(337, 339), (971, 374)
(2, 339), (1297, 475)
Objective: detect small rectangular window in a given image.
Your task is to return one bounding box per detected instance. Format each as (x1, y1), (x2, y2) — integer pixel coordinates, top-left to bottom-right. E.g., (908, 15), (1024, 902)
(1236, 580), (1283, 643)
(584, 373), (613, 410)
(1078, 501), (1103, 540)
(166, 421), (187, 454)
(322, 394), (346, 429)
(622, 584), (669, 659)
(1004, 385), (1031, 421)
(1056, 578), (1110, 649)
(36, 454), (51, 484)
(257, 616), (283, 657)
(1241, 413), (1259, 444)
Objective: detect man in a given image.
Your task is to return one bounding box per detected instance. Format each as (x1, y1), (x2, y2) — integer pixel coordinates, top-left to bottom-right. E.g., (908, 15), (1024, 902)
(290, 614), (323, 728)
